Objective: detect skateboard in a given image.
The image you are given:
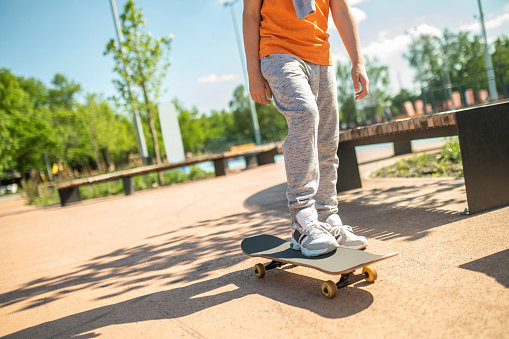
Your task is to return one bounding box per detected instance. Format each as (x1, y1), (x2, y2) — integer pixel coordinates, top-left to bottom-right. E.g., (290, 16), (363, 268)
(241, 234), (399, 298)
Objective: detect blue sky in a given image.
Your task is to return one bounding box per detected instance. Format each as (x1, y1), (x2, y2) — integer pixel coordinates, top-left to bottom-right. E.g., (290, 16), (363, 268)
(1, 0), (508, 114)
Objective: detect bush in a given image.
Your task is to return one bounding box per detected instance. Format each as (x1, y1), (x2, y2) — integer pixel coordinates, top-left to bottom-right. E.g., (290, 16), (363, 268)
(371, 138), (463, 178)
(20, 179), (39, 204)
(189, 165), (213, 180)
(80, 180), (124, 200)
(28, 166), (214, 207)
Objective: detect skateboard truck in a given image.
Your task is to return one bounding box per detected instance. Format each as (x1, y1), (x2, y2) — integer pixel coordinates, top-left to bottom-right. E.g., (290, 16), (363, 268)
(253, 260), (378, 299)
(337, 269), (375, 288)
(318, 266), (377, 299)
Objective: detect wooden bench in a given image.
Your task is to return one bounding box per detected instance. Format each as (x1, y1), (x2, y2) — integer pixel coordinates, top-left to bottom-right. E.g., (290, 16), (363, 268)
(336, 101), (509, 214)
(57, 143), (281, 206)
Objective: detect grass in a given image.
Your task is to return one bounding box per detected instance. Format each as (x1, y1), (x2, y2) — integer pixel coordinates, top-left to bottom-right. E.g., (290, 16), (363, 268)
(371, 138), (463, 178)
(27, 165), (214, 207)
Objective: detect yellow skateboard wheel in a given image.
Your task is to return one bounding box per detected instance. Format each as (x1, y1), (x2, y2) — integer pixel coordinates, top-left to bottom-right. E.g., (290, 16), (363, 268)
(321, 280), (338, 299)
(254, 263), (266, 278)
(362, 266), (378, 282)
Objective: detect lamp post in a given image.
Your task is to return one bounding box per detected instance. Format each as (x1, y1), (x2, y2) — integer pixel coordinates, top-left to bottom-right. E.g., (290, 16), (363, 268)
(477, 0), (498, 101)
(224, 0), (262, 145)
(109, 0), (149, 161)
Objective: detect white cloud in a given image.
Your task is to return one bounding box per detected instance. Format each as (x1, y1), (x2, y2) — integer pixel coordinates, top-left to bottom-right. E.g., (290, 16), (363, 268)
(349, 0), (371, 5)
(351, 7), (367, 24)
(406, 24), (442, 37)
(197, 73), (239, 84)
(458, 12), (509, 33)
(328, 7), (367, 35)
(363, 33), (411, 61)
(353, 23), (442, 93)
(362, 24), (440, 62)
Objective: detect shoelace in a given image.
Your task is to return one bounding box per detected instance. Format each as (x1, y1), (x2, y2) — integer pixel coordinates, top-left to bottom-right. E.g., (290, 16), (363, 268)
(330, 225), (354, 237)
(302, 222), (332, 237)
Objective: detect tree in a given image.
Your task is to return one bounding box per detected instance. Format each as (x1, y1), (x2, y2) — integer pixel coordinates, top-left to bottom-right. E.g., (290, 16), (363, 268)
(390, 89), (420, 116)
(48, 73), (82, 109)
(75, 94), (136, 171)
(492, 36), (509, 92)
(204, 109), (235, 141)
(403, 29), (508, 106)
(0, 69), (54, 177)
(18, 77), (49, 108)
(105, 0), (173, 174)
(337, 58), (391, 126)
(1, 69), (140, 180)
(229, 85), (253, 138)
(174, 100), (206, 154)
(492, 35), (509, 66)
(362, 58), (391, 121)
(229, 84), (287, 143)
(336, 61), (355, 125)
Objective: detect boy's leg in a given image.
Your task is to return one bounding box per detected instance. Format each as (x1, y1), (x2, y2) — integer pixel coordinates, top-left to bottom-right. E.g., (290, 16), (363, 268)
(315, 65), (340, 222)
(261, 54), (339, 256)
(313, 67), (369, 249)
(260, 54), (320, 222)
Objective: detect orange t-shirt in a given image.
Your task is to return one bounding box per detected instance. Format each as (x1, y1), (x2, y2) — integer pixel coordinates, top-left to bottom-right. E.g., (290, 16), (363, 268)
(259, 0), (332, 66)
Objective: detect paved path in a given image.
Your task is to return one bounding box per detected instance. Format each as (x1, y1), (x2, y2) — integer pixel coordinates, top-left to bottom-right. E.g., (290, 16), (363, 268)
(1, 149), (508, 338)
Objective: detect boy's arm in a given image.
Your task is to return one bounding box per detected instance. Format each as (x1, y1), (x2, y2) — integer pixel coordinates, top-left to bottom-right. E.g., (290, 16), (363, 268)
(330, 0), (369, 100)
(243, 0), (272, 104)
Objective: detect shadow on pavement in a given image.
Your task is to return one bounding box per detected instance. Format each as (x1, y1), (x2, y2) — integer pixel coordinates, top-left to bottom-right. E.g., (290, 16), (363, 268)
(1, 209), (285, 312)
(3, 265), (373, 338)
(459, 249), (509, 288)
(2, 179), (468, 337)
(244, 181), (467, 242)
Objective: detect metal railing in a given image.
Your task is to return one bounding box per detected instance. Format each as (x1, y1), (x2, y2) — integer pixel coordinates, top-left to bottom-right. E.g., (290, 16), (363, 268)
(420, 64), (509, 113)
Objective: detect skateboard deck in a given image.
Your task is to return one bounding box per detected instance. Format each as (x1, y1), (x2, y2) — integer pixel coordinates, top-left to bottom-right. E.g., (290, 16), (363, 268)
(241, 234), (399, 298)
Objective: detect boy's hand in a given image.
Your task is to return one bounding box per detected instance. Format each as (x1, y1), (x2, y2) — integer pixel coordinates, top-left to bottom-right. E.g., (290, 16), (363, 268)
(249, 72), (273, 104)
(351, 64), (369, 100)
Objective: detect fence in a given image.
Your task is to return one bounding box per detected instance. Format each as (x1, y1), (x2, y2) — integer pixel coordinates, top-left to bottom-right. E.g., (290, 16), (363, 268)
(419, 64), (509, 114)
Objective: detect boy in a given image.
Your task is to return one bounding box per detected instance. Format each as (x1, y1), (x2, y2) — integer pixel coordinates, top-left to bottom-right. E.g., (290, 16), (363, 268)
(243, 0), (370, 256)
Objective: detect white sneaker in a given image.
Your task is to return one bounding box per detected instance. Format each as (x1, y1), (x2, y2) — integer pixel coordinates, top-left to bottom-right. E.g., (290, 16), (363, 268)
(290, 207), (339, 257)
(326, 214), (368, 250)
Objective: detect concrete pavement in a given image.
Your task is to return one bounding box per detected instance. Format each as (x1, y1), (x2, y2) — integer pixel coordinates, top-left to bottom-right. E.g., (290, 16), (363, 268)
(1, 148), (508, 338)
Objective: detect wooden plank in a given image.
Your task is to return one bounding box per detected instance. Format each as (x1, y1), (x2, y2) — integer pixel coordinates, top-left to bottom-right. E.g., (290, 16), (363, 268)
(57, 143), (283, 190)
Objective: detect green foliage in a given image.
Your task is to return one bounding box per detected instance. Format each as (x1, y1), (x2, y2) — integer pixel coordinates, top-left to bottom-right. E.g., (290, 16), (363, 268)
(229, 85), (253, 135)
(229, 84), (287, 143)
(255, 94), (287, 142)
(492, 36), (509, 90)
(175, 100), (207, 153)
(29, 167), (213, 207)
(189, 165), (213, 180)
(20, 179), (40, 204)
(390, 89), (420, 116)
(104, 0), (173, 165)
(80, 180), (124, 200)
(403, 29), (508, 98)
(336, 58), (391, 126)
(49, 73), (82, 109)
(336, 61), (356, 125)
(175, 85), (287, 155)
(0, 69), (55, 175)
(0, 68), (138, 179)
(371, 138), (463, 178)
(440, 137), (461, 163)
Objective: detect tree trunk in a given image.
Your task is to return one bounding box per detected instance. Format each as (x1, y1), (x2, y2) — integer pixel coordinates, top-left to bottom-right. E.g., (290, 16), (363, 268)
(141, 81), (164, 185)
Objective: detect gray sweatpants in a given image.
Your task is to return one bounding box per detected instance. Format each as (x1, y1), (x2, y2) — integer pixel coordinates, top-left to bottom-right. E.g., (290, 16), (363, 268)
(261, 53), (339, 223)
